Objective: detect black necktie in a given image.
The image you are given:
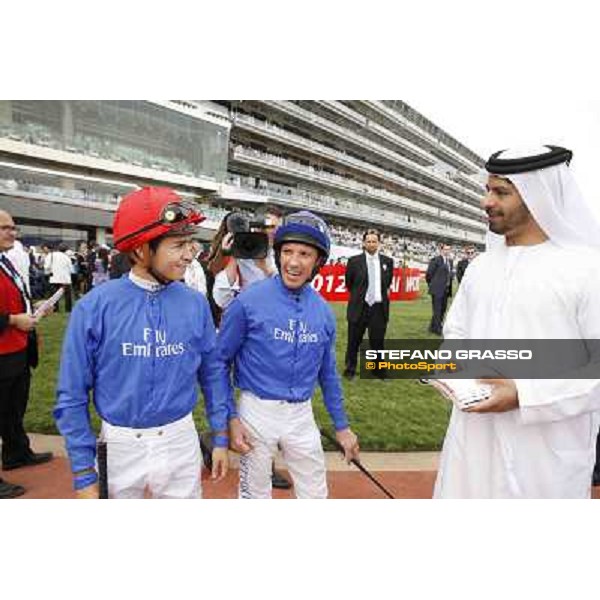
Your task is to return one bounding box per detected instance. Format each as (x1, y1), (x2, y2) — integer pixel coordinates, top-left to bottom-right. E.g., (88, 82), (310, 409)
(1, 254), (16, 275)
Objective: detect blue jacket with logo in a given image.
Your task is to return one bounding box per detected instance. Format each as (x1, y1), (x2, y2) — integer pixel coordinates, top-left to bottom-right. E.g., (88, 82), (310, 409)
(216, 275), (349, 431)
(54, 277), (229, 476)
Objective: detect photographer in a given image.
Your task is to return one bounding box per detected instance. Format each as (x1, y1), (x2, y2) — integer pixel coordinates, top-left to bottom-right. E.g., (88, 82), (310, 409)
(212, 206), (282, 310)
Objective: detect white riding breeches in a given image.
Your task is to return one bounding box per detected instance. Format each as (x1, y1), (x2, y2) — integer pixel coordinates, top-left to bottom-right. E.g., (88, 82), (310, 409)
(238, 391), (327, 499)
(99, 413), (202, 499)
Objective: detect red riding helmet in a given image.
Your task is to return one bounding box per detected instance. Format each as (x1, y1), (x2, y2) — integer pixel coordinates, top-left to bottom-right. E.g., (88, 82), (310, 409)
(113, 187), (205, 252)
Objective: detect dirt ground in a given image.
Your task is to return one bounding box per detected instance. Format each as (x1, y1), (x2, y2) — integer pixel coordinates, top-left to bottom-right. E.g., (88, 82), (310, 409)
(2, 456), (599, 500)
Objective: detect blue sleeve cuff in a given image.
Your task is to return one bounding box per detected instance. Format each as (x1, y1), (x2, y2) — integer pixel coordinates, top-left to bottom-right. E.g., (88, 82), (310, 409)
(73, 471), (98, 491)
(333, 416), (350, 432)
(213, 434), (229, 448)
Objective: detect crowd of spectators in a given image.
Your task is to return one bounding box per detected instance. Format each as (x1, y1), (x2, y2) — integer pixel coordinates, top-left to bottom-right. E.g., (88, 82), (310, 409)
(328, 223), (471, 266)
(17, 218), (474, 308)
(20, 241), (131, 305)
(14, 199), (477, 301)
(226, 171), (482, 244)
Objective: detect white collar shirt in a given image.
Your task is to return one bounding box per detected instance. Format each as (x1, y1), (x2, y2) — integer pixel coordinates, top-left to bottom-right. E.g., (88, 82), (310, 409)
(365, 251), (382, 305)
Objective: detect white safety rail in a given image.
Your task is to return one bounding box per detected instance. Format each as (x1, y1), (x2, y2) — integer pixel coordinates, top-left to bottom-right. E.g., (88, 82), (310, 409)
(365, 100), (483, 173)
(231, 145), (485, 228)
(225, 173), (484, 235)
(224, 180), (484, 245)
(232, 113), (482, 208)
(258, 100), (482, 206)
(312, 100), (436, 167)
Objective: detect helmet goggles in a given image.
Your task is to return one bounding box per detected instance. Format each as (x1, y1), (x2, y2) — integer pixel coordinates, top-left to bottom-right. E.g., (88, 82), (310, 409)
(115, 199), (204, 249)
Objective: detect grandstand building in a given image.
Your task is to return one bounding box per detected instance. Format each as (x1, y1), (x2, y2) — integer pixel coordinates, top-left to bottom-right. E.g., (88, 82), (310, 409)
(0, 100), (486, 260)
(0, 100), (231, 245)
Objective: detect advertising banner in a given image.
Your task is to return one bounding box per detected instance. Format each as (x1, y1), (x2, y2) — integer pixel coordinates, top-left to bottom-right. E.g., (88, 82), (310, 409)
(312, 265), (421, 301)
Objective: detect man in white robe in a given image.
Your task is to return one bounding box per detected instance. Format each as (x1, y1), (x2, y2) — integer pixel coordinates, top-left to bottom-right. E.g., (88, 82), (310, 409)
(434, 145), (600, 499)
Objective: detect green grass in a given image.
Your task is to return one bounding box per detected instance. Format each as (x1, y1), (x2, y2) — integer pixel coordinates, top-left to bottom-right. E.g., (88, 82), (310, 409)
(26, 286), (451, 451)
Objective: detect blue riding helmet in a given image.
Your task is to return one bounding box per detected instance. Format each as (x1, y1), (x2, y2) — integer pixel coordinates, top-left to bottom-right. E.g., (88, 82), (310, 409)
(273, 211), (330, 259)
(273, 211), (331, 281)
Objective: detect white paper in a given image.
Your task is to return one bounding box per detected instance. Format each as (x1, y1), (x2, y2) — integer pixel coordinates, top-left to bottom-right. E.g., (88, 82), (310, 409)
(33, 287), (64, 320)
(425, 378), (492, 409)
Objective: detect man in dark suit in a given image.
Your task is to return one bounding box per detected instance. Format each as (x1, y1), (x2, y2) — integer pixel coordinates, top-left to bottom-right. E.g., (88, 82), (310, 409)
(425, 243), (453, 335)
(343, 229), (394, 380)
(455, 245), (475, 284)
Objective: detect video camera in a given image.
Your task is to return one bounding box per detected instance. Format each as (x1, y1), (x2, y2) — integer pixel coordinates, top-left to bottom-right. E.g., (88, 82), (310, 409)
(226, 212), (270, 260)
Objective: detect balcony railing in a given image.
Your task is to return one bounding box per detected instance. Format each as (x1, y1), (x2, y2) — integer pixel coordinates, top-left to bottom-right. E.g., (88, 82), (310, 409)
(231, 145), (485, 226)
(233, 113), (484, 213)
(225, 172), (485, 244)
(0, 177), (121, 207)
(313, 100), (436, 167)
(370, 100), (483, 172)
(258, 100), (482, 206)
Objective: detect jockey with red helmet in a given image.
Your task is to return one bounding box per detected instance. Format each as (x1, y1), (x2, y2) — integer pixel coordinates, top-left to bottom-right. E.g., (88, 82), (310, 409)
(55, 187), (229, 499)
(113, 186), (205, 284)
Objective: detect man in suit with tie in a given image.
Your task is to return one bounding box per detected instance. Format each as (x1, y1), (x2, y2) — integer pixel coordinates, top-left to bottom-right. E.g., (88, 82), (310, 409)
(425, 243), (453, 335)
(455, 245), (475, 284)
(343, 229), (394, 380)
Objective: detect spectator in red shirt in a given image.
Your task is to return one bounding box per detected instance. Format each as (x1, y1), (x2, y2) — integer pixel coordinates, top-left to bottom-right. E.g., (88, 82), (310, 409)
(0, 209), (53, 499)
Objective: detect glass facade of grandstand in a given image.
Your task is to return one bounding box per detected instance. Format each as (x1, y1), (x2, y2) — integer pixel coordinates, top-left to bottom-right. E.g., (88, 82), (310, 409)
(0, 99), (485, 262)
(0, 100), (229, 182)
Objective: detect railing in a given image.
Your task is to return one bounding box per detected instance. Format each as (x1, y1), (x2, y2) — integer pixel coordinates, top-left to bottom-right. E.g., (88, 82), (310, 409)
(233, 112), (484, 213)
(258, 100), (482, 206)
(231, 145), (485, 227)
(372, 100), (483, 171)
(227, 171), (484, 233)
(226, 178), (485, 245)
(0, 177), (121, 206)
(313, 100), (436, 167)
